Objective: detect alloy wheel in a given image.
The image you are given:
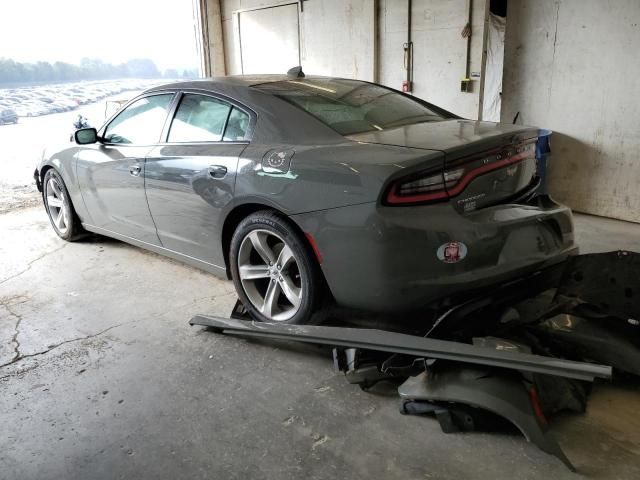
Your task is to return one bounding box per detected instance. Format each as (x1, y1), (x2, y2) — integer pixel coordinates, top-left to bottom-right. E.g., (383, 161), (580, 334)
(46, 176), (71, 235)
(237, 229), (303, 322)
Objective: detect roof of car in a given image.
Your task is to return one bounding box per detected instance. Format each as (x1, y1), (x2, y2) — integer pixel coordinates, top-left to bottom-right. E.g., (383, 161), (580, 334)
(145, 74), (334, 92)
(143, 74), (358, 145)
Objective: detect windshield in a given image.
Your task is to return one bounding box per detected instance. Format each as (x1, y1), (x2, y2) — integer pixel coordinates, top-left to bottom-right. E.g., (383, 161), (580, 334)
(255, 78), (451, 135)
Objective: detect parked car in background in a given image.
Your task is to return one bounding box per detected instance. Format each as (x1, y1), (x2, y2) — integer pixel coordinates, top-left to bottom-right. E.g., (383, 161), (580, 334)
(0, 108), (18, 124)
(0, 78), (161, 118)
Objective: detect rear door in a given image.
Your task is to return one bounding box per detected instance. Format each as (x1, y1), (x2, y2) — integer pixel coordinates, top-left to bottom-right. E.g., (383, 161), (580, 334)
(76, 92), (175, 244)
(144, 92), (253, 267)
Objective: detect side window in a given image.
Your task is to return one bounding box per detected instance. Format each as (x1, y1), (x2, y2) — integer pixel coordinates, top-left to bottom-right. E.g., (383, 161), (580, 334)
(223, 107), (250, 141)
(168, 94), (231, 142)
(104, 94), (173, 144)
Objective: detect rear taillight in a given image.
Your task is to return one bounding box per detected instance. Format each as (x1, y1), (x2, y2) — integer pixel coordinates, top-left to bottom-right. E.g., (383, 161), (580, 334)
(386, 168), (463, 204)
(385, 142), (535, 205)
(399, 168), (464, 196)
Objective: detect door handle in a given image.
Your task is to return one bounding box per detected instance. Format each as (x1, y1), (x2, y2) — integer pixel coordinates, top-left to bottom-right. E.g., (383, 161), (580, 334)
(208, 165), (227, 178)
(129, 164), (142, 177)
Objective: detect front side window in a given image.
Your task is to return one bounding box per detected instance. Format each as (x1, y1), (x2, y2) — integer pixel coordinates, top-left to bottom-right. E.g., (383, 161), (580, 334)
(256, 79), (450, 136)
(104, 94), (174, 144)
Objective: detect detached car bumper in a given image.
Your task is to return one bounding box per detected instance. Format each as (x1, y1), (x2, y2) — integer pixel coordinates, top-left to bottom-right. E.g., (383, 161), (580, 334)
(291, 200), (577, 312)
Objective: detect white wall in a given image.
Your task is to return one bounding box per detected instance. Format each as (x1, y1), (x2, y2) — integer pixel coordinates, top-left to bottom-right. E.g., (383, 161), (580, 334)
(300, 0), (375, 81)
(219, 0), (375, 81)
(378, 0), (488, 119)
(502, 0), (640, 223)
(212, 0), (486, 117)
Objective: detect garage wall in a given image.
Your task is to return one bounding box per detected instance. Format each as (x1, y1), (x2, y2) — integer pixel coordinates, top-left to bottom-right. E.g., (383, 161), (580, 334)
(218, 0), (375, 81)
(299, 0), (375, 80)
(502, 0), (640, 223)
(378, 0), (488, 119)
(236, 3), (301, 74)
(205, 0), (488, 119)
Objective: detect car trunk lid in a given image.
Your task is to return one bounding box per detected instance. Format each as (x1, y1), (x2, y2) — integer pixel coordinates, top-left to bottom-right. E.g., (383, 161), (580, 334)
(349, 119), (539, 211)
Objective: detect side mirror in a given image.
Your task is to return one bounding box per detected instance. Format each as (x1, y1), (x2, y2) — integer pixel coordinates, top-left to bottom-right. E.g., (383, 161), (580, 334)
(75, 127), (98, 145)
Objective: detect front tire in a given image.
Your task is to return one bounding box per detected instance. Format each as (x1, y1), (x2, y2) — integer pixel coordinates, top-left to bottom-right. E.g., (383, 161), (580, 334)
(230, 211), (322, 324)
(43, 169), (83, 241)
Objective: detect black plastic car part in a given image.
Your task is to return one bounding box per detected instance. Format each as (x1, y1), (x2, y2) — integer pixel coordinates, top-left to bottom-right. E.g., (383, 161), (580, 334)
(190, 251), (640, 473)
(556, 250), (640, 321)
(189, 315), (611, 381)
(398, 366), (575, 471)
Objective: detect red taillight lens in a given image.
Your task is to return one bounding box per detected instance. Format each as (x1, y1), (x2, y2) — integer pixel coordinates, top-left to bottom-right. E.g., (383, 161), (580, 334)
(386, 168), (464, 204)
(385, 141), (535, 205)
(399, 168), (464, 195)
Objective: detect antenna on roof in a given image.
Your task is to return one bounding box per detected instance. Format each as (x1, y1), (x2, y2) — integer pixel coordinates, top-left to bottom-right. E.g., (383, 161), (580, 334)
(287, 66), (305, 78)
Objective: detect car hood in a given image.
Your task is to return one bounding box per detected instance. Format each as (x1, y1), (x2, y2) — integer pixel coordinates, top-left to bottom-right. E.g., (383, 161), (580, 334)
(347, 119), (538, 156)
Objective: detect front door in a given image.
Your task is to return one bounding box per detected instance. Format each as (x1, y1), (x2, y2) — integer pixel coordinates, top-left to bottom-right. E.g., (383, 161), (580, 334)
(145, 93), (252, 267)
(76, 93), (175, 244)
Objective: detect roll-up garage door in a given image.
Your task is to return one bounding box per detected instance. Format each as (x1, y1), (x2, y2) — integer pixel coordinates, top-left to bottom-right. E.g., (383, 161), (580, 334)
(239, 3), (300, 74)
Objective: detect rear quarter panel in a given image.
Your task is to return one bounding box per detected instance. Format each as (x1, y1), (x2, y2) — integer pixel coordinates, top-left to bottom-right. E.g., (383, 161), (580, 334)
(232, 142), (443, 214)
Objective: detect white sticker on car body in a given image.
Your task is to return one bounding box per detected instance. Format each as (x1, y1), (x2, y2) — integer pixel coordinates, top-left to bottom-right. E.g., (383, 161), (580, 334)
(262, 149), (294, 174)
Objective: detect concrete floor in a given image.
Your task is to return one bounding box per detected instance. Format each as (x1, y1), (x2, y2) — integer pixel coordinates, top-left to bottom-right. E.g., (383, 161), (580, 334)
(1, 207), (640, 480)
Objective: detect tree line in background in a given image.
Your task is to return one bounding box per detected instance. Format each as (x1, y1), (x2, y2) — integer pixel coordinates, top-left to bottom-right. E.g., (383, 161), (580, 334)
(0, 57), (199, 85)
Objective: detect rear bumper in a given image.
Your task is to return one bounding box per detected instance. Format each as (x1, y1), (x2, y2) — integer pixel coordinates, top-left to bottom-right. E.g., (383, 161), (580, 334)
(291, 199), (577, 312)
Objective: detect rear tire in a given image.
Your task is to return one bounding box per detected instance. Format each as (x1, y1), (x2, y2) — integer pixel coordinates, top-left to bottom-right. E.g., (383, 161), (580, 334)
(229, 211), (322, 324)
(43, 169), (84, 241)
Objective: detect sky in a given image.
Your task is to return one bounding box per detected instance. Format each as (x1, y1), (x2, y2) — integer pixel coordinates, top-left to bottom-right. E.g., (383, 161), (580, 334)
(0, 0), (200, 72)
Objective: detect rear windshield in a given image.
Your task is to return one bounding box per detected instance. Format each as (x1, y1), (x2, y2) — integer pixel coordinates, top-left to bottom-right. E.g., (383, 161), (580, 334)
(255, 78), (450, 135)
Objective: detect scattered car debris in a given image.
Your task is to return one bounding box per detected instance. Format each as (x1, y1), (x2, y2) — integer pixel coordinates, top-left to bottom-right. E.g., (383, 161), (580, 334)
(398, 366), (576, 471)
(191, 315), (611, 382)
(190, 250), (640, 471)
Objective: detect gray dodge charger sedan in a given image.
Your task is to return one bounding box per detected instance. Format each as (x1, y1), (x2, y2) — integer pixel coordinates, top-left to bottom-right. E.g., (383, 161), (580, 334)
(35, 73), (577, 324)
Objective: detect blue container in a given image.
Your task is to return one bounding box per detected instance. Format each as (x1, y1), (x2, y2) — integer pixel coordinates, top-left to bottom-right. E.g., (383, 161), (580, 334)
(535, 129), (552, 195)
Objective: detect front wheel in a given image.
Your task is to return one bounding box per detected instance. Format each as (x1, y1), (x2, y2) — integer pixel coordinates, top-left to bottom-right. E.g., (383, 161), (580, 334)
(43, 169), (83, 241)
(229, 211), (322, 324)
